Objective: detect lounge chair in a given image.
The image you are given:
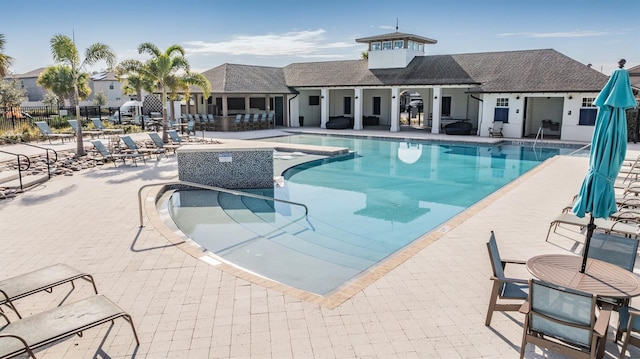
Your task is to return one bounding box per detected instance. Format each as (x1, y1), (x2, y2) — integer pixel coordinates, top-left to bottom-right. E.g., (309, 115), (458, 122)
(485, 231), (528, 326)
(545, 212), (640, 241)
(90, 140), (143, 167)
(91, 118), (124, 135)
(68, 119), (103, 139)
(0, 294), (139, 358)
(167, 130), (185, 145)
(120, 135), (164, 159)
(231, 114), (243, 131)
(0, 263), (97, 319)
(34, 121), (74, 144)
(148, 132), (180, 155)
(519, 279), (610, 359)
(488, 121), (503, 137)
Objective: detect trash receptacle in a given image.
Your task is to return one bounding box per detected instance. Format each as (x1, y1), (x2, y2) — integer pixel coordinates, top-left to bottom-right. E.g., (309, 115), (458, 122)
(299, 116), (304, 127)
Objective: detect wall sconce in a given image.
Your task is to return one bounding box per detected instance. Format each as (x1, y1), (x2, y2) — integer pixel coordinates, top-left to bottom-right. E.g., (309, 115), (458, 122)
(568, 95), (573, 99)
(516, 109), (519, 113)
(355, 96), (359, 99)
(434, 96), (438, 99)
(568, 110), (572, 115)
(516, 95), (520, 100)
(321, 95), (324, 99)
(392, 96), (396, 99)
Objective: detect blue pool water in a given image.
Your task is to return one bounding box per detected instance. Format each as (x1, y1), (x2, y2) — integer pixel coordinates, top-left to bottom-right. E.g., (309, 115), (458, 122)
(166, 135), (584, 295)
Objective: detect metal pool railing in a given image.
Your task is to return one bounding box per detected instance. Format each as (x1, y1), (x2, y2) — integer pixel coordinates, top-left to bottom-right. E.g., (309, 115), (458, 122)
(137, 180), (309, 228)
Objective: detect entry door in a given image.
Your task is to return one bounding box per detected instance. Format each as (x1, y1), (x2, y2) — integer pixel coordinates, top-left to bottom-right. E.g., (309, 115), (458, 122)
(275, 97), (284, 126)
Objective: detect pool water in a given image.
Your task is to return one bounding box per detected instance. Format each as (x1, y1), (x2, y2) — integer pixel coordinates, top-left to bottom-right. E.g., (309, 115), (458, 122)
(166, 135), (583, 295)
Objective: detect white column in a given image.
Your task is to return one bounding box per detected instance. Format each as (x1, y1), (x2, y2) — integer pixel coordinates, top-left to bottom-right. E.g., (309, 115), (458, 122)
(431, 87), (442, 134)
(320, 88), (329, 129)
(353, 88), (363, 130)
(390, 87), (400, 132)
(222, 94), (228, 116)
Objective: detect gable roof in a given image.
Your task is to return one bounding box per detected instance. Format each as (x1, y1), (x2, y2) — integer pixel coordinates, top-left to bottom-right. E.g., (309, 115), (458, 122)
(9, 67), (47, 79)
(202, 63), (295, 94)
(282, 49), (608, 92)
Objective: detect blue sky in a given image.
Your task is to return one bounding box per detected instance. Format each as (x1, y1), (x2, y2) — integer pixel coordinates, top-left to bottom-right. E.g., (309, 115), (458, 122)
(2, 0), (639, 76)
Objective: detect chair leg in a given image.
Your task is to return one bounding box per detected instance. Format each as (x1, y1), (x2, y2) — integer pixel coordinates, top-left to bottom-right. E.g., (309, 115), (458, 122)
(545, 222), (556, 242)
(485, 281), (501, 326)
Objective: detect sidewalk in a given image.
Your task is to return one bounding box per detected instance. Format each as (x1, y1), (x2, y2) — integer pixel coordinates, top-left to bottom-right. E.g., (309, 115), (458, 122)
(0, 129), (639, 358)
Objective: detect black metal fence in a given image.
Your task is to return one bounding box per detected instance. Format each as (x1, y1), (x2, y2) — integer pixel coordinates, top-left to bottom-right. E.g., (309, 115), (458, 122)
(0, 106), (120, 132)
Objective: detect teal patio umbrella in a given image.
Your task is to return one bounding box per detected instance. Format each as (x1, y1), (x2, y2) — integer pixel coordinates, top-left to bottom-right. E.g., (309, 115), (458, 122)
(572, 60), (637, 273)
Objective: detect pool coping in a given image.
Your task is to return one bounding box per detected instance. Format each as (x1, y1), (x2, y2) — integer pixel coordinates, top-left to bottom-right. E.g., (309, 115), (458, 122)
(142, 144), (562, 309)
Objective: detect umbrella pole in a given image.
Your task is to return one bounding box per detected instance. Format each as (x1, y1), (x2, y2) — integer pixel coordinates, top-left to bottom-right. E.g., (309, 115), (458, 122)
(581, 215), (596, 273)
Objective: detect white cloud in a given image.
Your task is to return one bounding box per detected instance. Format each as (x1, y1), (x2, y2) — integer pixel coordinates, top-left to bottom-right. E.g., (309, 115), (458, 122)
(498, 30), (620, 38)
(183, 29), (358, 57)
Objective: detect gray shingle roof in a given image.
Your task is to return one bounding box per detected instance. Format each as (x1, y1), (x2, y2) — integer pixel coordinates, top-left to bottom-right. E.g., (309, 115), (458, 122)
(200, 49), (608, 94)
(202, 63), (295, 94)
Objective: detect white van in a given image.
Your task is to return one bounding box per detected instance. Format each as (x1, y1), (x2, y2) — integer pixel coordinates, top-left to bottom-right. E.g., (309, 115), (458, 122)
(119, 101), (142, 116)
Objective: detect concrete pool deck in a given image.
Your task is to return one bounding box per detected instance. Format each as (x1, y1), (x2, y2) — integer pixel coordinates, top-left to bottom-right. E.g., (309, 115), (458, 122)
(2, 127), (640, 358)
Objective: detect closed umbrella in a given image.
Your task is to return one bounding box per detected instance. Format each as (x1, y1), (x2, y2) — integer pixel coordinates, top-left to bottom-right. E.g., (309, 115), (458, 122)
(572, 60), (637, 273)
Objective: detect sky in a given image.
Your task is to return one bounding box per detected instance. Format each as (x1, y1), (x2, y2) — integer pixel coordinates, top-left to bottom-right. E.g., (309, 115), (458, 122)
(2, 0), (639, 77)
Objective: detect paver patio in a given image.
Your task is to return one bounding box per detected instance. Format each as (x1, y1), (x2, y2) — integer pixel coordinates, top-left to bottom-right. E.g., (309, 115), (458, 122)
(1, 128), (639, 358)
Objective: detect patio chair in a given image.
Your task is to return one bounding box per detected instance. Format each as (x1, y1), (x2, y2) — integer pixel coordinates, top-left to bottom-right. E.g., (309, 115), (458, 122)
(91, 118), (124, 135)
(620, 307), (640, 358)
(0, 294), (139, 358)
(488, 121), (503, 137)
(586, 232), (640, 343)
(90, 140), (143, 167)
(34, 121), (74, 144)
(148, 132), (180, 155)
(120, 135), (164, 159)
(485, 231), (528, 326)
(519, 279), (611, 359)
(67, 119), (103, 139)
(267, 112), (275, 128)
(0, 263), (98, 319)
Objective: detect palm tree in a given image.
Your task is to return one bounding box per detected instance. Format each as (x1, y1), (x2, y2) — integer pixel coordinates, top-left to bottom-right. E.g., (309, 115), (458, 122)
(49, 34), (115, 156)
(118, 43), (210, 143)
(0, 34), (14, 78)
(37, 65), (91, 107)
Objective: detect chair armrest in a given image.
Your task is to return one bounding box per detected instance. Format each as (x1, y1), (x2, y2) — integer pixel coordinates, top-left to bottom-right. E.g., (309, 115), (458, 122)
(490, 276), (528, 284)
(502, 259), (526, 265)
(519, 300), (530, 314)
(594, 308), (612, 337)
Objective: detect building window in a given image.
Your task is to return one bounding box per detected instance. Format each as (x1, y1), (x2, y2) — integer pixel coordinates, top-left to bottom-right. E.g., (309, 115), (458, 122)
(407, 40), (414, 50)
(373, 97), (381, 115)
(371, 42), (381, 51)
(250, 97), (266, 110)
(109, 83), (114, 90)
(393, 40), (403, 49)
(494, 98), (509, 122)
(418, 43), (424, 52)
(344, 97), (351, 115)
(382, 41), (392, 50)
(496, 98), (509, 107)
(309, 96), (320, 106)
(441, 97), (452, 116)
(579, 97), (597, 125)
(582, 97), (596, 107)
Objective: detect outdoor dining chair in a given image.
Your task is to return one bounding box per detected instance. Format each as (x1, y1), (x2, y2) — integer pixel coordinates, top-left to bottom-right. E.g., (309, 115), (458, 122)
(620, 308), (640, 358)
(485, 231), (528, 326)
(519, 278), (610, 359)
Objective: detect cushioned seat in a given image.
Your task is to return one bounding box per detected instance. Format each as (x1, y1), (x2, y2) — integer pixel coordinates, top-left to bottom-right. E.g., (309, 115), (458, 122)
(444, 121), (472, 135)
(326, 117), (351, 129)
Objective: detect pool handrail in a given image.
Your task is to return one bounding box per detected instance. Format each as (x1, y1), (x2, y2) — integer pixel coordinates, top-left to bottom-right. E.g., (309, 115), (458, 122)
(137, 180), (309, 228)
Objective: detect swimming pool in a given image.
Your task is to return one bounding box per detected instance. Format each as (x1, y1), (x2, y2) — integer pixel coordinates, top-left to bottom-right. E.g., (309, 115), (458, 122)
(165, 135), (584, 295)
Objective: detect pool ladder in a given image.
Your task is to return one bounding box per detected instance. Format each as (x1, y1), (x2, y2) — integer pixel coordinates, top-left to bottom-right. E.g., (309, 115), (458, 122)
(533, 127), (544, 150)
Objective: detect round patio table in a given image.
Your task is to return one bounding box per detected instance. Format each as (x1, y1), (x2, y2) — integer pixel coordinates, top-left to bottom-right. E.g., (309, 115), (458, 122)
(527, 254), (640, 299)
